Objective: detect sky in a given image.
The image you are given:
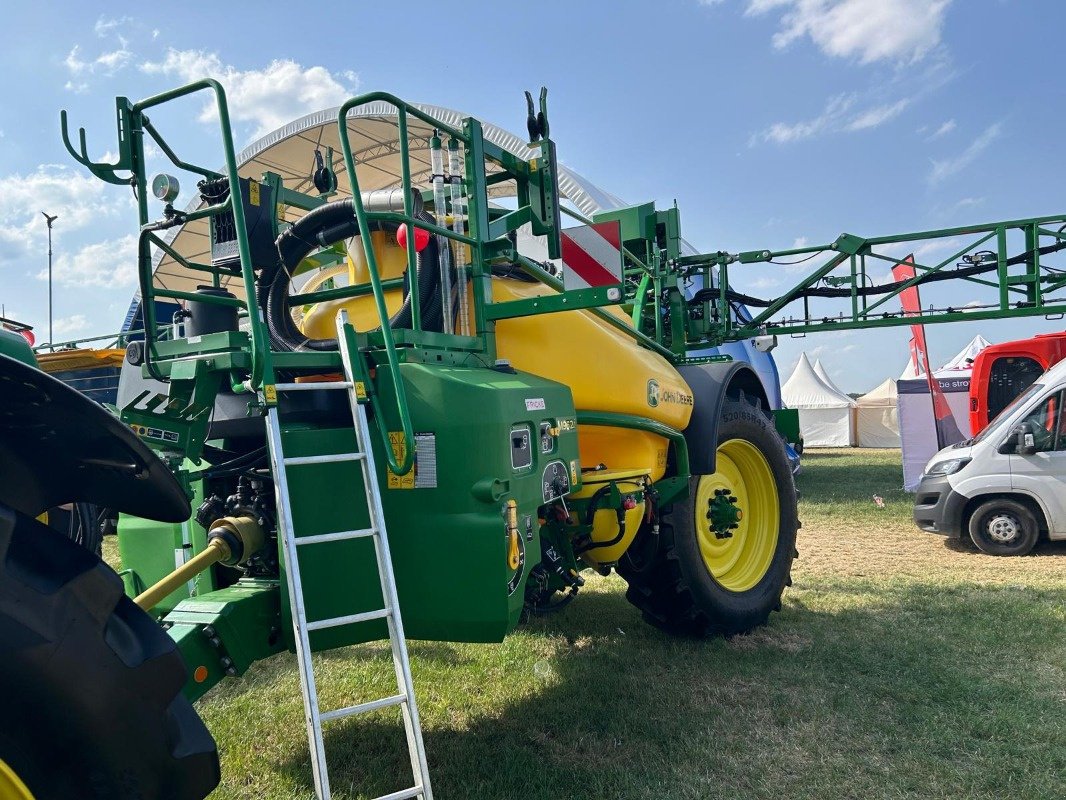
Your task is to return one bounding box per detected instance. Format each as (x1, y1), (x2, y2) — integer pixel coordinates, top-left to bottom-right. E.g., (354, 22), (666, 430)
(0, 0), (1062, 393)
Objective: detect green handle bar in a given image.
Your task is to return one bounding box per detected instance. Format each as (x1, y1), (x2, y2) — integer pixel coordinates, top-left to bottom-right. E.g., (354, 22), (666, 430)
(335, 93), (431, 475)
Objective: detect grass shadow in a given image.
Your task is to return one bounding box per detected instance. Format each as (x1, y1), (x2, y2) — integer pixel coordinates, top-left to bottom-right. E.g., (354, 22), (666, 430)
(280, 582), (1065, 800)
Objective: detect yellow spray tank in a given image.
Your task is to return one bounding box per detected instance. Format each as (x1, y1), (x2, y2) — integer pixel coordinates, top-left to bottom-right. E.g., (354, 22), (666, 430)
(299, 233), (694, 560)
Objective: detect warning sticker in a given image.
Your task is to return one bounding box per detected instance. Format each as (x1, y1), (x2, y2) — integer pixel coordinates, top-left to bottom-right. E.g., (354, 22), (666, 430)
(386, 431), (437, 489)
(525, 398), (546, 411)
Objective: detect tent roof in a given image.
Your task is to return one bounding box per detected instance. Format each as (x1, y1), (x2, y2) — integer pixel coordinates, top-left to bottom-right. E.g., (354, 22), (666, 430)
(941, 335), (991, 371)
(148, 102), (630, 296)
(782, 353), (856, 408)
(812, 359), (849, 397)
(898, 335), (992, 380)
(856, 377), (897, 406)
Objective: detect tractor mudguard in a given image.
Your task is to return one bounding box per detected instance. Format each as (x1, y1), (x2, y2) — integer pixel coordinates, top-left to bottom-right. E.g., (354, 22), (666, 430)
(677, 361), (769, 475)
(0, 353), (189, 522)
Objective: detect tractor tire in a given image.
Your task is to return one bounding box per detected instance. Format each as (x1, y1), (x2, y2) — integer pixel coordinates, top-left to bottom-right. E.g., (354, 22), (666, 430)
(0, 505), (220, 800)
(618, 396), (798, 636)
(968, 498), (1040, 556)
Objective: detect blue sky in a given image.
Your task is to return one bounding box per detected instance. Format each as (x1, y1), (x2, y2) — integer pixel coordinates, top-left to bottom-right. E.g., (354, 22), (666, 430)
(0, 0), (1061, 392)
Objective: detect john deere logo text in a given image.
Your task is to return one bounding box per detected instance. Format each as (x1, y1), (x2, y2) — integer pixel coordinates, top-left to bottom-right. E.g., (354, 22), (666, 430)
(648, 379), (693, 408)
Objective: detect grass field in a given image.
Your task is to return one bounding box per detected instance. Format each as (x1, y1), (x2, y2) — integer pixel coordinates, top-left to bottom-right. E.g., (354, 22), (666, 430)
(130, 449), (1066, 799)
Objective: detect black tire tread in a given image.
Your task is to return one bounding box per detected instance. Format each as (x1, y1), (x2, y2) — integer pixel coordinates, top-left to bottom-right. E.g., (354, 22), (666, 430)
(618, 395), (799, 636)
(0, 505), (219, 800)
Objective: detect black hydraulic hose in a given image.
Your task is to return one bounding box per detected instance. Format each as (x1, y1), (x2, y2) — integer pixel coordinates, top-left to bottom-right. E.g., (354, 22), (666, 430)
(697, 240), (1066, 309)
(265, 198), (444, 351)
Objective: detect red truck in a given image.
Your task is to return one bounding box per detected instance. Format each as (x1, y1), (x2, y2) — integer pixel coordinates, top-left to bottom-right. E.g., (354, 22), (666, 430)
(969, 331), (1066, 434)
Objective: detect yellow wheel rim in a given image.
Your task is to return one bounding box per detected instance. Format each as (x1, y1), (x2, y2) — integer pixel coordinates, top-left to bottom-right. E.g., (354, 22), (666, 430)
(0, 759), (35, 800)
(695, 438), (780, 592)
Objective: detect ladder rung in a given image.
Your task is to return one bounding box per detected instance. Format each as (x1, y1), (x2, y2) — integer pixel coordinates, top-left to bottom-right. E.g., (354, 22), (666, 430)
(296, 528), (376, 546)
(284, 452), (364, 466)
(320, 693), (406, 722)
(372, 785), (425, 800)
(274, 381), (353, 392)
(306, 607), (391, 632)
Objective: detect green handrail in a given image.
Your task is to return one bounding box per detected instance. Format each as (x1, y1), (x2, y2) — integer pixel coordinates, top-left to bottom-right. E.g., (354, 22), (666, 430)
(336, 95), (424, 475)
(131, 79), (271, 391)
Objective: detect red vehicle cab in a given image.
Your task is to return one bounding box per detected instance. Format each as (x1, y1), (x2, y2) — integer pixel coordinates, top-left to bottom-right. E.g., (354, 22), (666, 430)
(969, 331), (1066, 434)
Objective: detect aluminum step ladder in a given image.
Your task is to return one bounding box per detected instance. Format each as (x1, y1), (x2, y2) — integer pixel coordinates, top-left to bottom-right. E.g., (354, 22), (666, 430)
(265, 310), (432, 800)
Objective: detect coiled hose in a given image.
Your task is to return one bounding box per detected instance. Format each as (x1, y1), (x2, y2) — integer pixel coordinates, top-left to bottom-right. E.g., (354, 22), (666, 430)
(263, 198), (444, 351)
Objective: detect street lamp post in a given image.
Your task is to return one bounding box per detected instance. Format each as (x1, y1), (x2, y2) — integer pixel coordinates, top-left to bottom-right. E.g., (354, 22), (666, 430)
(42, 212), (58, 347)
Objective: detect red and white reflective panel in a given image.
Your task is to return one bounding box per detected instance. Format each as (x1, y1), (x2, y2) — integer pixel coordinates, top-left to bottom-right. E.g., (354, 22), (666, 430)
(561, 221), (623, 291)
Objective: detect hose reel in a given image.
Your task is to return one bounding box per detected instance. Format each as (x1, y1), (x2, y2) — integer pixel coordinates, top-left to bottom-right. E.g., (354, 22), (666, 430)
(263, 189), (446, 352)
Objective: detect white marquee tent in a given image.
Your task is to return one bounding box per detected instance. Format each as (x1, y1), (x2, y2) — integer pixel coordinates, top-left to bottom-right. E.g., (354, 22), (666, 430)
(812, 359), (848, 397)
(855, 378), (900, 448)
(782, 353), (856, 447)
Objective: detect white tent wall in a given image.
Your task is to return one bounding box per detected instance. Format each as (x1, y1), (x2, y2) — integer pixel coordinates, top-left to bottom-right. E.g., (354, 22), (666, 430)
(801, 407), (855, 447)
(897, 377), (973, 490)
(855, 378), (900, 448)
(782, 353), (856, 447)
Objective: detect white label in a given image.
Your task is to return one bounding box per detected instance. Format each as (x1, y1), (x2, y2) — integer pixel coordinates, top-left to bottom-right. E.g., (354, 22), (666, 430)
(525, 398), (546, 411)
(414, 432), (437, 489)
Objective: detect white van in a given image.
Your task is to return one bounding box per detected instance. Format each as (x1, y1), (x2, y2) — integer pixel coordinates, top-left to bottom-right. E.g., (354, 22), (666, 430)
(914, 358), (1066, 555)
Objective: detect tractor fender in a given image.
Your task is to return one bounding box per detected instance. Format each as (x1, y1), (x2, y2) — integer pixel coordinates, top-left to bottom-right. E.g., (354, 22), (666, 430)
(678, 361), (770, 475)
(0, 353), (189, 522)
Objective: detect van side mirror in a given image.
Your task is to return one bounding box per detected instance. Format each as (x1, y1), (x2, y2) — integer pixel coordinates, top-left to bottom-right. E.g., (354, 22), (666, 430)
(999, 423), (1037, 455)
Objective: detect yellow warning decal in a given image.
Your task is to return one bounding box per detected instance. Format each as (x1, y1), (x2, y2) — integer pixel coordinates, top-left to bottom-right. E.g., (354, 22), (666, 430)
(354, 381), (367, 401)
(387, 431), (414, 489)
(263, 384), (277, 404)
(249, 180), (260, 206)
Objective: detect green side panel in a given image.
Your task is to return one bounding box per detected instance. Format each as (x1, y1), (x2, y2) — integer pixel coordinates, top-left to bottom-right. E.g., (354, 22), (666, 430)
(773, 407), (801, 445)
(0, 328), (37, 366)
(117, 467), (213, 614)
(593, 202), (656, 243)
(165, 579), (283, 703)
(280, 362), (579, 652)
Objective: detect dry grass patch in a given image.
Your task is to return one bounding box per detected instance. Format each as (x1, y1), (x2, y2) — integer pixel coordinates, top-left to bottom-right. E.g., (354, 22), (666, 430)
(106, 448), (1064, 799)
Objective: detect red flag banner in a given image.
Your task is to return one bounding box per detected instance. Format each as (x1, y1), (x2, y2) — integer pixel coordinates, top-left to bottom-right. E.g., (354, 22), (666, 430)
(892, 255), (964, 448)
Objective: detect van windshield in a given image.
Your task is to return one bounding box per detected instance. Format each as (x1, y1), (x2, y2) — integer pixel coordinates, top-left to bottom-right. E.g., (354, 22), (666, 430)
(973, 383), (1045, 444)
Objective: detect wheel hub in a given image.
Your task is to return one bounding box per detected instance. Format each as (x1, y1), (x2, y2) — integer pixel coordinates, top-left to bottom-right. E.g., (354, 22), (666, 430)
(706, 488), (743, 539)
(987, 513), (1021, 543)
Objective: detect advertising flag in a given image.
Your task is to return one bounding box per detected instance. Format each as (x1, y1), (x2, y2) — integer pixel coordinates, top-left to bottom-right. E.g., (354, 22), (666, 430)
(892, 256), (964, 448)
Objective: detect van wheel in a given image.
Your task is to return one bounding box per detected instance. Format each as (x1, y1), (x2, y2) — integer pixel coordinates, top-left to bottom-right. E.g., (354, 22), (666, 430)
(968, 499), (1040, 556)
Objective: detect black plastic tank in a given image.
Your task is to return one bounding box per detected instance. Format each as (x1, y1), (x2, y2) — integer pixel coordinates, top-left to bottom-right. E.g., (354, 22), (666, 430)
(185, 286), (238, 337)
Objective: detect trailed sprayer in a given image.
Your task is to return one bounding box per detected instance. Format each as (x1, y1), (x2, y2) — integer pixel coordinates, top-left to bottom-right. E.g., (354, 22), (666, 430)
(5, 78), (1064, 800)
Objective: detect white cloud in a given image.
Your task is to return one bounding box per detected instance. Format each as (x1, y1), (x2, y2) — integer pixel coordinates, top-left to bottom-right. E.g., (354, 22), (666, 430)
(755, 93), (855, 144)
(754, 92), (911, 144)
(140, 50), (358, 139)
(845, 99), (911, 131)
(52, 313), (91, 337)
(747, 0), (953, 64)
(928, 119), (956, 139)
(94, 16), (134, 38)
(0, 165), (126, 266)
(793, 236), (808, 248)
(929, 122), (1002, 184)
(39, 234), (138, 289)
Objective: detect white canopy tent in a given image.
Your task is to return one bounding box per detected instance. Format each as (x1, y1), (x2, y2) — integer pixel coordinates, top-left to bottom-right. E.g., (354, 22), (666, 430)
(132, 100), (785, 407)
(812, 359), (849, 398)
(899, 335), (991, 379)
(855, 378), (900, 448)
(782, 353), (856, 447)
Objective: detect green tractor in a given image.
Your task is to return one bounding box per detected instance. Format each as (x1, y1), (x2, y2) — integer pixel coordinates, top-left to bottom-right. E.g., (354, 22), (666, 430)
(0, 82), (798, 799)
